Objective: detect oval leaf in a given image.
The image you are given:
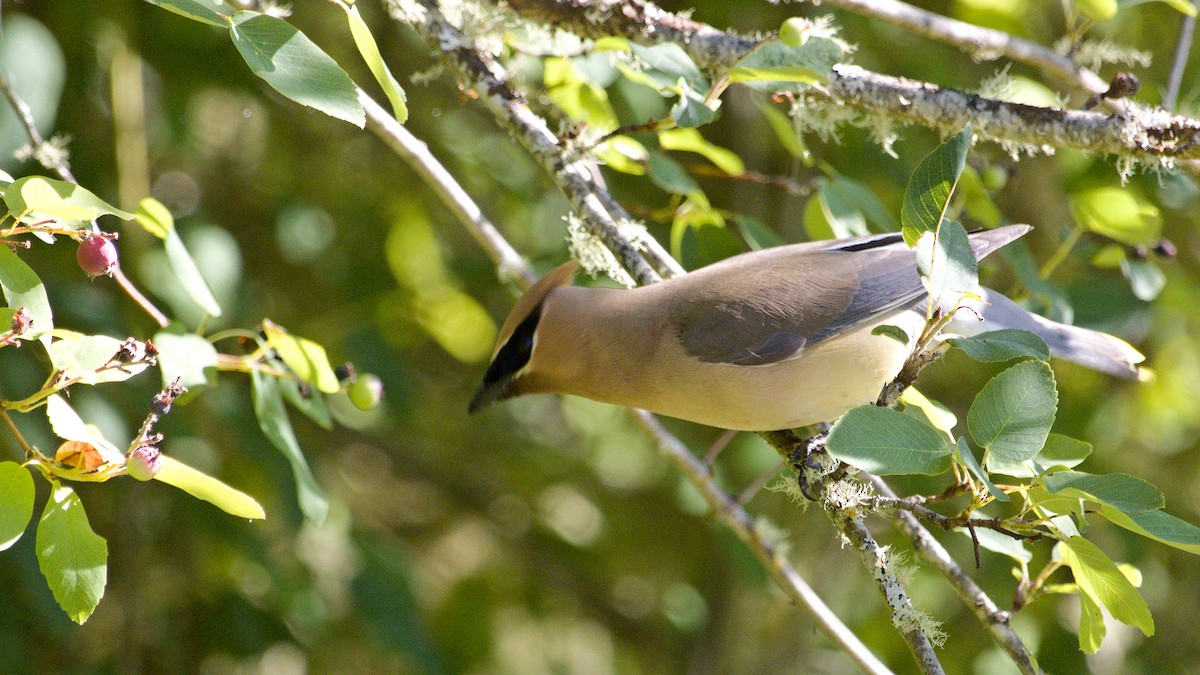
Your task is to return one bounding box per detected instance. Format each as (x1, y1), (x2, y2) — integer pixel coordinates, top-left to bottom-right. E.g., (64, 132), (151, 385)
(230, 11), (365, 128)
(344, 4), (407, 123)
(901, 125), (972, 246)
(970, 360), (1057, 466)
(0, 462), (34, 551)
(164, 228), (222, 317)
(985, 432), (1091, 478)
(251, 370), (328, 523)
(36, 482), (107, 624)
(1099, 507), (1200, 555)
(1061, 537), (1154, 637)
(154, 455), (266, 520)
(1042, 470), (1164, 515)
(5, 176), (134, 222)
(948, 328), (1050, 363)
(262, 320), (340, 394)
(827, 405), (953, 475)
(153, 328), (219, 393)
(0, 245), (53, 338)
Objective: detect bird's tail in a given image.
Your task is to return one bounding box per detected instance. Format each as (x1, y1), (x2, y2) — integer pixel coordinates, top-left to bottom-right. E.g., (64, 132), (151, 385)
(949, 288), (1149, 380)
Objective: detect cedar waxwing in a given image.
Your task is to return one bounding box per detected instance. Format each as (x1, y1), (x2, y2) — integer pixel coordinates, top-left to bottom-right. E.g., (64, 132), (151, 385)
(470, 226), (1145, 431)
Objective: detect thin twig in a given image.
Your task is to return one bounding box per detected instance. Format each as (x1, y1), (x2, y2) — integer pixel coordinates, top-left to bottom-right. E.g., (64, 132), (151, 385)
(110, 265), (170, 328)
(0, 70), (77, 183)
(0, 406), (34, 460)
(870, 477), (1038, 675)
(1164, 1), (1198, 111)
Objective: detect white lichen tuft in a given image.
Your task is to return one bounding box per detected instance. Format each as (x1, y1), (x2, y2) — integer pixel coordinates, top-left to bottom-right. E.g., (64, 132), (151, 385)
(978, 64), (1014, 101)
(1059, 37), (1153, 71)
(768, 477), (812, 507)
(566, 213), (636, 287)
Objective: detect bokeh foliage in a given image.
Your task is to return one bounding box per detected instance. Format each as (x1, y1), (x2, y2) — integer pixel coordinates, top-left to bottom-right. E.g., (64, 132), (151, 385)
(2, 1), (1200, 672)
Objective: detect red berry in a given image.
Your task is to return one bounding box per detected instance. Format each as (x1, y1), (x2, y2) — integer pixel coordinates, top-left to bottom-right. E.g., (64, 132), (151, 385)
(77, 235), (119, 278)
(347, 373), (384, 411)
(126, 445), (162, 481)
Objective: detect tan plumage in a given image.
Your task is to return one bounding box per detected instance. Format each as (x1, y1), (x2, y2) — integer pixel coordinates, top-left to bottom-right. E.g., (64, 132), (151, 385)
(471, 226), (1145, 431)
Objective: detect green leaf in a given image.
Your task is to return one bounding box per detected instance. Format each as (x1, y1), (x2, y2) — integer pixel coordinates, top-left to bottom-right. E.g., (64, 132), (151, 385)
(343, 4), (407, 123)
(1098, 507), (1200, 555)
(1143, 0), (1199, 16)
(1077, 590), (1106, 654)
(1070, 187), (1161, 246)
(1121, 257), (1165, 302)
(1042, 471), (1164, 515)
(47, 332), (146, 385)
(670, 88), (718, 128)
(826, 406), (953, 476)
(626, 42), (707, 92)
(826, 174), (897, 231)
(986, 432), (1092, 477)
(948, 329), (1050, 363)
(153, 328), (219, 393)
(901, 125), (973, 246)
(279, 375), (334, 431)
(251, 370), (328, 524)
(899, 387), (956, 438)
(0, 462), (34, 551)
(545, 57), (619, 133)
(954, 436), (1008, 501)
(755, 99), (808, 161)
(36, 482), (107, 624)
(594, 135), (648, 175)
(229, 11), (364, 128)
(1060, 536), (1154, 637)
(817, 179), (868, 238)
(134, 196), (173, 239)
(916, 219), (978, 309)
(734, 215), (785, 250)
(970, 360), (1057, 466)
(0, 244), (53, 338)
(1077, 0), (1119, 20)
(4, 176), (134, 223)
(262, 319), (340, 394)
(658, 128), (744, 175)
(958, 525), (1031, 563)
(45, 395), (124, 465)
(154, 455), (266, 520)
(647, 150), (700, 196)
(144, 0), (231, 26)
(164, 227), (223, 317)
(727, 38), (841, 89)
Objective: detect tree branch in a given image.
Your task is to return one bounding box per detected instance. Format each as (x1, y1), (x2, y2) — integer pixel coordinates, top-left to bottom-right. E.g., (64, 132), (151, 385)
(492, 0), (1200, 167)
(397, 0), (683, 285)
(870, 477), (1039, 675)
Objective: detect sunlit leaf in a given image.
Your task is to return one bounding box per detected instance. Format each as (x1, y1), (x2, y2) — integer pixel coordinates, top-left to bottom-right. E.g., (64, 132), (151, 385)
(916, 220), (978, 311)
(970, 360), (1057, 466)
(229, 11), (364, 128)
(263, 319), (340, 394)
(827, 406), (953, 475)
(343, 3), (407, 122)
(0, 462), (34, 551)
(659, 128), (744, 175)
(0, 245), (53, 338)
(4, 176), (134, 223)
(144, 0), (230, 26)
(1098, 506), (1200, 555)
(727, 38), (841, 89)
(1077, 590), (1106, 654)
(755, 99), (808, 161)
(153, 328), (218, 393)
(154, 455), (266, 520)
(164, 227), (223, 317)
(1061, 536), (1154, 637)
(47, 332), (140, 385)
(958, 525), (1031, 563)
(135, 196), (174, 239)
(1071, 187), (1161, 246)
(901, 125), (972, 246)
(279, 374), (334, 431)
(36, 482), (107, 624)
(45, 395), (125, 465)
(251, 370), (328, 523)
(595, 135), (648, 175)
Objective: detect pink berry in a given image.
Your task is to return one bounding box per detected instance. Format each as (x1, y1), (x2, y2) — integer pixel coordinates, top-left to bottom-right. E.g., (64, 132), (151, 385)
(126, 445), (162, 481)
(77, 235), (119, 278)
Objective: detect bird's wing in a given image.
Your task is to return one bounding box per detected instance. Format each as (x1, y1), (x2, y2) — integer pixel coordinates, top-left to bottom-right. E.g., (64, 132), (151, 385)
(669, 246), (925, 366)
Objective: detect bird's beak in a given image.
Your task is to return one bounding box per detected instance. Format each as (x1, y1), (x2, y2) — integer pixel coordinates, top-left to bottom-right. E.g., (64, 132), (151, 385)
(468, 374), (516, 414)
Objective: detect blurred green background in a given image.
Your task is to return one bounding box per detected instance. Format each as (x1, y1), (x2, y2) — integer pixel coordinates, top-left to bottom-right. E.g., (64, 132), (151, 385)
(2, 1), (1199, 673)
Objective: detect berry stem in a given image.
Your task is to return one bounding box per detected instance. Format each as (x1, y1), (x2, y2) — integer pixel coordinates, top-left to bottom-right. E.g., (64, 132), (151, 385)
(110, 264), (169, 327)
